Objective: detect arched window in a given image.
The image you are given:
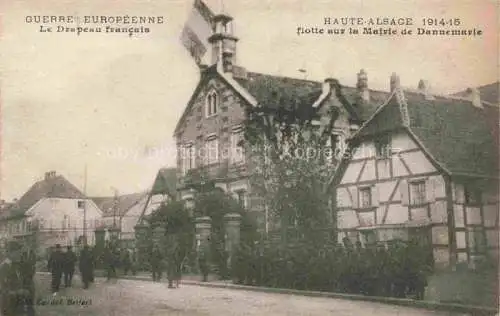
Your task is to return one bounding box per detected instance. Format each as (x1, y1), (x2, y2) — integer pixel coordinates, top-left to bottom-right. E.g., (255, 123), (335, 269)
(206, 90), (218, 117)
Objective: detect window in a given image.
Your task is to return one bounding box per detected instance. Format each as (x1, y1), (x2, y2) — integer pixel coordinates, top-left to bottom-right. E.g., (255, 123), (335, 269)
(235, 190), (247, 208)
(410, 181), (426, 205)
(77, 200), (85, 209)
(231, 129), (245, 164)
(359, 187), (372, 208)
(374, 134), (391, 159)
(205, 136), (218, 165)
(465, 186), (482, 205)
(206, 90), (218, 117)
(467, 227), (486, 254)
(182, 143), (196, 174)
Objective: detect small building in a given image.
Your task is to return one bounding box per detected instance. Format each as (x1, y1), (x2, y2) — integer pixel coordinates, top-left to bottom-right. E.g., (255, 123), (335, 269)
(0, 171), (103, 252)
(334, 77), (499, 269)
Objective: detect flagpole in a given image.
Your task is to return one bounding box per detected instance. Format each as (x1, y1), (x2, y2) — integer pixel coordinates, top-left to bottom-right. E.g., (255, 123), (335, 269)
(83, 164), (88, 245)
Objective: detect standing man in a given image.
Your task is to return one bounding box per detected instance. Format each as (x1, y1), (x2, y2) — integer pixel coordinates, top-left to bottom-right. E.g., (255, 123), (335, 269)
(79, 245), (93, 289)
(20, 245), (36, 316)
(0, 240), (25, 316)
(198, 250), (209, 282)
(48, 244), (64, 295)
(150, 246), (163, 282)
(63, 246), (77, 288)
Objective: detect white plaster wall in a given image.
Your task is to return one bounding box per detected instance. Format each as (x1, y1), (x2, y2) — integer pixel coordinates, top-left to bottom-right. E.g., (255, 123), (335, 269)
(456, 231), (466, 249)
(336, 187), (351, 208)
(431, 226), (449, 245)
(378, 180), (398, 203)
(376, 159), (391, 179)
(358, 211), (375, 227)
(465, 207), (482, 225)
(340, 161), (363, 184)
(384, 204), (409, 224)
(453, 205), (465, 227)
(359, 160), (376, 182)
(410, 207), (428, 222)
(430, 175), (447, 198)
(483, 205), (499, 227)
(392, 157), (409, 177)
(391, 132), (418, 151)
(337, 210), (358, 229)
(431, 200), (448, 224)
(400, 151), (436, 174)
(26, 197), (102, 245)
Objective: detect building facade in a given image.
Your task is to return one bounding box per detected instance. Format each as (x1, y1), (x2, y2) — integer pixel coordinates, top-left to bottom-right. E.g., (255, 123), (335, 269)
(173, 12), (387, 230)
(334, 77), (499, 268)
(0, 171), (103, 251)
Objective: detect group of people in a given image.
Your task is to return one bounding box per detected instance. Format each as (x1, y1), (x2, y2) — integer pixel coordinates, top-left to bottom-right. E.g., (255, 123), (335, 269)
(0, 240), (36, 316)
(48, 244), (95, 294)
(149, 245), (186, 288)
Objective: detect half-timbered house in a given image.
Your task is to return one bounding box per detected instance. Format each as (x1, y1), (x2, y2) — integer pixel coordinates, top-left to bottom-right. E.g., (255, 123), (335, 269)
(334, 74), (499, 268)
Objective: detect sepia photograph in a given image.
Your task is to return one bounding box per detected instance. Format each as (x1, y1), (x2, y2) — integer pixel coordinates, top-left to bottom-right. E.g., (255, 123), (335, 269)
(0, 0), (498, 315)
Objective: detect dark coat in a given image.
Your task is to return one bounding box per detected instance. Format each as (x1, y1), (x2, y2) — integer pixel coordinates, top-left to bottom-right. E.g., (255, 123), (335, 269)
(48, 250), (64, 273)
(64, 250), (77, 272)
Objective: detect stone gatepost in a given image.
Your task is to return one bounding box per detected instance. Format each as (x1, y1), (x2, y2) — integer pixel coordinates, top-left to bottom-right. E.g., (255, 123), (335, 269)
(224, 213), (242, 270)
(153, 227), (166, 249)
(134, 223), (150, 269)
(195, 216), (212, 254)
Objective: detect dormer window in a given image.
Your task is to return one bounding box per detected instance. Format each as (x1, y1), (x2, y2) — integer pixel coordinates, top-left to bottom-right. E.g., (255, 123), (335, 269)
(206, 90), (219, 117)
(374, 134), (391, 159)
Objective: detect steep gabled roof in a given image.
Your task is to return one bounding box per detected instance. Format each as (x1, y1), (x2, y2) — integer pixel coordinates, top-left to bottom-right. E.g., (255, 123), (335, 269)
(151, 167), (177, 197)
(173, 66), (388, 136)
(451, 82), (499, 105)
(351, 89), (499, 178)
(19, 175), (85, 211)
(92, 192), (148, 217)
(1, 174), (86, 219)
(235, 72), (323, 109)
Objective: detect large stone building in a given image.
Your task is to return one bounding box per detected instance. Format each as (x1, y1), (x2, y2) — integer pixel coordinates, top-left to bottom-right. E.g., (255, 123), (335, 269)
(173, 12), (386, 229)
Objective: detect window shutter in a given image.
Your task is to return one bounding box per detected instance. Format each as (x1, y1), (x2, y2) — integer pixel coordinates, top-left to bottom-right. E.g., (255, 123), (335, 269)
(372, 185), (379, 207)
(400, 179), (410, 206)
(351, 187), (358, 209)
(426, 178), (436, 203)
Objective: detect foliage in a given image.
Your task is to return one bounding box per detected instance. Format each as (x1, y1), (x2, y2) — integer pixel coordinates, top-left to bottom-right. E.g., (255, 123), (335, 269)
(242, 95), (342, 243)
(190, 189), (258, 279)
(232, 239), (434, 300)
(149, 200), (195, 275)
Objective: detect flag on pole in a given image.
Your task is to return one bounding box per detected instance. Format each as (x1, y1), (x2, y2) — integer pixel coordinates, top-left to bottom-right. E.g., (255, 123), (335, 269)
(180, 0), (215, 65)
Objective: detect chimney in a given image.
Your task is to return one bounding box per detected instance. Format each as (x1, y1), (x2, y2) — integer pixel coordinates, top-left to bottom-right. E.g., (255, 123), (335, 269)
(417, 79), (434, 100)
(466, 87), (482, 108)
(356, 69), (369, 102)
(45, 170), (56, 180)
(390, 73), (400, 92)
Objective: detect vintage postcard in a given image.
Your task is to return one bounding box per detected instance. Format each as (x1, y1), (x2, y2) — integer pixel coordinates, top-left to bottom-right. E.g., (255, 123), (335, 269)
(0, 0), (498, 315)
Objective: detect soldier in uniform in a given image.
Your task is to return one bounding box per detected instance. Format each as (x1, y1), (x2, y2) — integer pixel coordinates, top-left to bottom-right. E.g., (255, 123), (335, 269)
(79, 245), (93, 289)
(20, 245), (36, 316)
(63, 246), (77, 288)
(150, 245), (163, 282)
(0, 240), (33, 316)
(198, 249), (209, 282)
(48, 244), (64, 295)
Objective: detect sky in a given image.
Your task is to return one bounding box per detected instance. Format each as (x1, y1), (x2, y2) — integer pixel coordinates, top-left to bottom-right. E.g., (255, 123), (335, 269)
(0, 0), (498, 200)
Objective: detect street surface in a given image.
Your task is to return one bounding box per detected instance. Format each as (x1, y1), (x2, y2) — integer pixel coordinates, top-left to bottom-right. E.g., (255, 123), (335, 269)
(34, 274), (470, 316)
